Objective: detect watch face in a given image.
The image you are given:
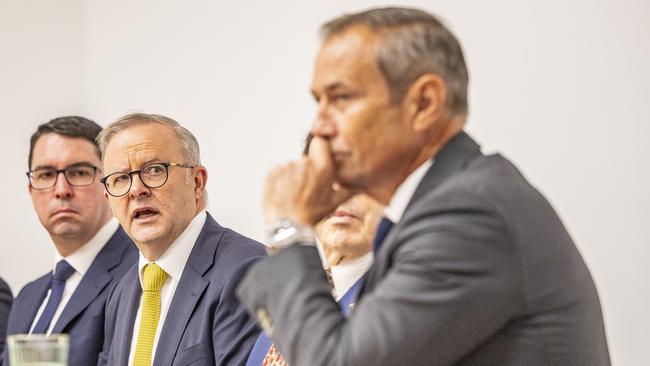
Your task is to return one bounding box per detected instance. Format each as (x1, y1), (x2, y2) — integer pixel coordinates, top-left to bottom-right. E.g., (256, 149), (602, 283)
(274, 226), (298, 243)
(267, 220), (316, 253)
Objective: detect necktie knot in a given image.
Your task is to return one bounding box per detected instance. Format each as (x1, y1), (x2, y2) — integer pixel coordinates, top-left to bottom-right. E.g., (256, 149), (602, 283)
(142, 263), (168, 293)
(53, 260), (75, 282)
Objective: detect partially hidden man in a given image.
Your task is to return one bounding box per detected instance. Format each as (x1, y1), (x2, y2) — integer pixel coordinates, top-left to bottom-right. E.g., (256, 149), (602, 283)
(3, 117), (137, 365)
(98, 113), (266, 366)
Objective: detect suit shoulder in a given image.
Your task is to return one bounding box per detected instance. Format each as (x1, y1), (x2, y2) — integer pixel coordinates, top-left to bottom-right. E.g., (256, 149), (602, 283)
(436, 153), (548, 208)
(14, 273), (50, 299)
(104, 227), (138, 255)
(218, 228), (267, 258)
(0, 278), (11, 296)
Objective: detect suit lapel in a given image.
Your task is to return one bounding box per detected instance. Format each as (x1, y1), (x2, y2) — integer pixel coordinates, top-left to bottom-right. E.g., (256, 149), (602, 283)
(407, 131), (481, 211)
(52, 230), (127, 333)
(153, 215), (220, 365)
(114, 267), (142, 366)
(13, 276), (50, 333)
(360, 132), (482, 297)
(338, 276), (365, 316)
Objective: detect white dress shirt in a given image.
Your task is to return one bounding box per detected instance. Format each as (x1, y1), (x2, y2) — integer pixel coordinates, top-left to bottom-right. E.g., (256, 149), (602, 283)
(385, 160), (433, 223)
(127, 210), (207, 366)
(330, 251), (373, 301)
(29, 218), (119, 334)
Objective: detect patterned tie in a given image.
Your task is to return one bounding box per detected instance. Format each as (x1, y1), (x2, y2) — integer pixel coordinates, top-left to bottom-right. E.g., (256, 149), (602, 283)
(260, 266), (336, 366)
(133, 263), (168, 366)
(32, 260), (76, 333)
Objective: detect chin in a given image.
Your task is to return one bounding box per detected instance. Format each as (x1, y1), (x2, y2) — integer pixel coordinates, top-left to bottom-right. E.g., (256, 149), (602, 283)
(131, 229), (165, 247)
(50, 223), (83, 236)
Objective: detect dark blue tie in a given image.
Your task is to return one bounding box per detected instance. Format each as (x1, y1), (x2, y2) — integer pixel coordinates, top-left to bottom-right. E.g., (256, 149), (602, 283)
(373, 216), (394, 254)
(32, 260), (75, 333)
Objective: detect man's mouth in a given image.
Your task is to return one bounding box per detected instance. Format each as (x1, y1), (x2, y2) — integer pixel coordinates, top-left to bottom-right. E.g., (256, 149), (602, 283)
(332, 210), (357, 219)
(325, 209), (360, 225)
(331, 151), (350, 162)
(132, 207), (159, 220)
(51, 208), (77, 217)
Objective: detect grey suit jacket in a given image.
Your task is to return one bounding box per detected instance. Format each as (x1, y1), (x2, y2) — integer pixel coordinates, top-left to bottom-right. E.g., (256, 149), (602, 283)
(100, 213), (266, 366)
(0, 278), (11, 356)
(237, 132), (611, 366)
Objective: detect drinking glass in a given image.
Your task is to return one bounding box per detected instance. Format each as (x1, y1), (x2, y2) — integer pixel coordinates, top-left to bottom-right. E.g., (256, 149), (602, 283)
(6, 334), (68, 366)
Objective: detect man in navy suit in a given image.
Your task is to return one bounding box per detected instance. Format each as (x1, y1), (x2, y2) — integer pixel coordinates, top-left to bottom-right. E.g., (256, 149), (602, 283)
(3, 117), (137, 366)
(246, 194), (383, 365)
(97, 113), (266, 366)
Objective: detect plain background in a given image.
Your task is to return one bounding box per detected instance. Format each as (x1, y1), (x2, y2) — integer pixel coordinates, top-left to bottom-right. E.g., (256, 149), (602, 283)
(1, 0), (648, 364)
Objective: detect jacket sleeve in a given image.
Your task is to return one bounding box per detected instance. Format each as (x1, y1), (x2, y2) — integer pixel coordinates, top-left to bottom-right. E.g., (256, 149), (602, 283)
(236, 191), (521, 366)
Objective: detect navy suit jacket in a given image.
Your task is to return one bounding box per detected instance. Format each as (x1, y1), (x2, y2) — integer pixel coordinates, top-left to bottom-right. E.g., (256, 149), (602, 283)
(0, 277), (12, 356)
(2, 226), (137, 366)
(100, 213), (266, 366)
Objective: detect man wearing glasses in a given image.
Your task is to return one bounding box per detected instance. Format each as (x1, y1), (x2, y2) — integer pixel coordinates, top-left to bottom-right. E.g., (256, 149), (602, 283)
(97, 113), (266, 366)
(2, 116), (137, 365)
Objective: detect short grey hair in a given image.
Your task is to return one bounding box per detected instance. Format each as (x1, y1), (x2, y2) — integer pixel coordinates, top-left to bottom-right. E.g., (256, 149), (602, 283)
(321, 7), (469, 116)
(97, 112), (201, 165)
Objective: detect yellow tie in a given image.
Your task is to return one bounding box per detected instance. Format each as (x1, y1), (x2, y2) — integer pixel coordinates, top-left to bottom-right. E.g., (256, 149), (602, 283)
(133, 263), (168, 366)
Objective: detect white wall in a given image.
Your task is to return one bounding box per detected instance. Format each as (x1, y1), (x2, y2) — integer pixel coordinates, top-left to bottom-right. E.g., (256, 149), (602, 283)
(0, 0), (86, 293)
(1, 0), (648, 364)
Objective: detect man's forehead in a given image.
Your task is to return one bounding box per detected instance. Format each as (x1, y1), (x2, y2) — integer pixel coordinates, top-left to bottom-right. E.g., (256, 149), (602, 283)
(313, 27), (381, 88)
(106, 125), (178, 155)
(32, 133), (100, 165)
(103, 127), (182, 168)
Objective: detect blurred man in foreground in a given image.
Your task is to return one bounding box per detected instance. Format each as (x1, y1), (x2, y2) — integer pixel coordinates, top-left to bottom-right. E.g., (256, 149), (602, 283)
(237, 7), (610, 365)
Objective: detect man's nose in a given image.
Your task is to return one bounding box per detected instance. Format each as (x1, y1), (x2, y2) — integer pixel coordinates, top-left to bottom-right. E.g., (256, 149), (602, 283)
(311, 105), (337, 139)
(53, 171), (73, 199)
(128, 173), (151, 200)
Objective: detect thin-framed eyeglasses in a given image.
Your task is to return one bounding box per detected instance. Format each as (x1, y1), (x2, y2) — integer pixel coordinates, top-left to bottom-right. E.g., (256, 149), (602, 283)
(100, 162), (194, 197)
(26, 164), (99, 190)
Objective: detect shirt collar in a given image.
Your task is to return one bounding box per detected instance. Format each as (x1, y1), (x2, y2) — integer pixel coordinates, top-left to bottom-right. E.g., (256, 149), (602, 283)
(54, 218), (119, 276)
(137, 210), (207, 285)
(385, 159), (433, 223)
(330, 251), (374, 299)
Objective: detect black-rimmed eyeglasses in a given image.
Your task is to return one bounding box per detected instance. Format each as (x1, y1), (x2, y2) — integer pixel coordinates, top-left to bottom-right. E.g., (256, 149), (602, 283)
(100, 162), (194, 197)
(27, 164), (99, 190)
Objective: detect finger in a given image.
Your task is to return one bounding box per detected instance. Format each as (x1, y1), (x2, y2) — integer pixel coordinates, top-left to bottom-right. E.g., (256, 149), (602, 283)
(331, 183), (353, 208)
(308, 136), (334, 175)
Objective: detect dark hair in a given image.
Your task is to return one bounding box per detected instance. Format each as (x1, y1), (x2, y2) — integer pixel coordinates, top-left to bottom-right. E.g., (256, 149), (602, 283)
(28, 116), (102, 169)
(321, 7), (469, 115)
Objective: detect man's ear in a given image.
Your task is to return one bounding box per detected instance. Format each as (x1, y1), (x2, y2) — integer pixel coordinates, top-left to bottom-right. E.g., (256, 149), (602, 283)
(402, 73), (448, 132)
(194, 166), (208, 199)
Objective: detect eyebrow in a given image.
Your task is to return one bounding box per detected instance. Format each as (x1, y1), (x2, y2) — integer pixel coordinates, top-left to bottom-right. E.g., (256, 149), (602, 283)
(31, 161), (97, 171)
(110, 157), (162, 174)
(311, 82), (347, 99)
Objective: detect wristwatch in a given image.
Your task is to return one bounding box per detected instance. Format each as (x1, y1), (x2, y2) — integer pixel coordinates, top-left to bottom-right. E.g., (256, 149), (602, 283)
(266, 219), (316, 253)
